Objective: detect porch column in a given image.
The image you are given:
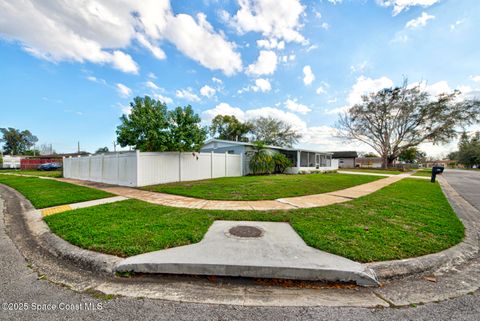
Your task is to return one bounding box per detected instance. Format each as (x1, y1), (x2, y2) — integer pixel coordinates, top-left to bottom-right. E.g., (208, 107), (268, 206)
(296, 151), (301, 167)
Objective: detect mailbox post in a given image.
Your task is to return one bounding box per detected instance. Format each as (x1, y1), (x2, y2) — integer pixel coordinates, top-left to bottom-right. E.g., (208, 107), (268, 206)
(431, 166), (444, 183)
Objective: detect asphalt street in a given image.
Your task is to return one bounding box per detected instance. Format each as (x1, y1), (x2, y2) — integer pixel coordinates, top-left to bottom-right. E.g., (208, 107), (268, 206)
(1, 170), (480, 321)
(443, 169), (480, 211)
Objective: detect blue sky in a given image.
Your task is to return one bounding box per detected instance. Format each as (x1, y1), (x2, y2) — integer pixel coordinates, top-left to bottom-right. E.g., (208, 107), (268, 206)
(1, 0), (479, 156)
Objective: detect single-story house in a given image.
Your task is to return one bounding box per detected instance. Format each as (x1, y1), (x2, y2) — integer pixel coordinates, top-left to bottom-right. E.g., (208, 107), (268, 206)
(331, 151), (358, 168)
(200, 139), (338, 175)
(356, 157), (383, 168)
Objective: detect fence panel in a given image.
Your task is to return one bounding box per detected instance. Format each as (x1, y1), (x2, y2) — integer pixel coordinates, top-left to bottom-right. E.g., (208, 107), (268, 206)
(138, 152), (180, 186)
(63, 151), (242, 187)
(180, 153), (212, 182)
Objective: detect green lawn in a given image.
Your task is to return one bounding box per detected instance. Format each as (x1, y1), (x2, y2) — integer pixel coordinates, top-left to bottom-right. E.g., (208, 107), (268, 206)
(0, 175), (112, 208)
(339, 168), (405, 175)
(0, 169), (63, 178)
(45, 179), (464, 263)
(412, 168), (433, 177)
(141, 173), (383, 201)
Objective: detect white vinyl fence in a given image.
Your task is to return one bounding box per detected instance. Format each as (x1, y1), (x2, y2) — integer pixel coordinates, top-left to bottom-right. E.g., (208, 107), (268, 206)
(63, 151), (242, 187)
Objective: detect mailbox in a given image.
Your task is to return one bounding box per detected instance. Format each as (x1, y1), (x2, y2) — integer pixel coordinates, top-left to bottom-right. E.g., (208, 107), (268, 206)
(432, 166), (444, 174)
(431, 166), (444, 183)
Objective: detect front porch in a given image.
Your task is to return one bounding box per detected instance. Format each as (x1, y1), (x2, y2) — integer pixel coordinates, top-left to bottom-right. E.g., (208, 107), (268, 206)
(280, 150), (337, 174)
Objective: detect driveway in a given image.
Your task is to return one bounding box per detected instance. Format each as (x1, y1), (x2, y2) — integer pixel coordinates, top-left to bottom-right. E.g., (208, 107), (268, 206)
(443, 169), (480, 211)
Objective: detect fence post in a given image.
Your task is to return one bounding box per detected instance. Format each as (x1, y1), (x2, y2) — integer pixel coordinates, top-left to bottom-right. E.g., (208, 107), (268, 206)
(225, 151), (228, 177)
(101, 153), (105, 183)
(136, 150), (140, 187)
(88, 155), (91, 180)
(116, 152), (120, 185)
(178, 152), (182, 182)
(211, 151), (214, 178)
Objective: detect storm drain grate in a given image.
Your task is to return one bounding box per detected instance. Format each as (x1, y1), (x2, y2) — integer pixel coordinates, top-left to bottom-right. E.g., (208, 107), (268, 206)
(228, 226), (264, 238)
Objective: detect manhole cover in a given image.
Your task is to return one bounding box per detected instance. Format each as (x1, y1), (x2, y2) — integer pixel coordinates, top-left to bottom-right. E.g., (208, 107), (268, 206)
(228, 225), (264, 238)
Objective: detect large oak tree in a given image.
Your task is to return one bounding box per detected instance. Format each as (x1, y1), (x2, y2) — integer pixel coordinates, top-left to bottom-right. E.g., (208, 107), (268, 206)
(337, 82), (480, 168)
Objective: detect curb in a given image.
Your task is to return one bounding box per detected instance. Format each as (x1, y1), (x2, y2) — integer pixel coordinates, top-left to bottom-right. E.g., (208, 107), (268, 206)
(0, 184), (122, 274)
(367, 175), (480, 279)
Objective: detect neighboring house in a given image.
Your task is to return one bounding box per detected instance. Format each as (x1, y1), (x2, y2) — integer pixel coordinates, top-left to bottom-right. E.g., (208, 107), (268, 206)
(356, 157), (383, 168)
(331, 151), (358, 168)
(201, 139), (338, 175)
(1, 155), (23, 169)
(423, 159), (453, 168)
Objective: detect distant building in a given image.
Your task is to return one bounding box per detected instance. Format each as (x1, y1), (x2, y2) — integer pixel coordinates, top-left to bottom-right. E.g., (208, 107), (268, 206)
(331, 151), (358, 168)
(423, 159), (452, 168)
(356, 157), (383, 168)
(1, 155), (23, 169)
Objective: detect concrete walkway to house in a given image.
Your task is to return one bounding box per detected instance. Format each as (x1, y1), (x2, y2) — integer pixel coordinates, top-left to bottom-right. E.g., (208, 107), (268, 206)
(58, 173), (411, 211)
(338, 170), (431, 179)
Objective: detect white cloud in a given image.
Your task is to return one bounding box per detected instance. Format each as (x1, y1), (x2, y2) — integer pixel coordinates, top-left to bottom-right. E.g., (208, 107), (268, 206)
(153, 93), (173, 105)
(316, 87), (326, 95)
(327, 0), (343, 4)
(350, 61), (368, 74)
(0, 0), (242, 75)
(86, 76), (107, 85)
(238, 78), (272, 93)
(303, 65), (315, 85)
(405, 12), (435, 28)
(450, 19), (465, 30)
(176, 88), (201, 102)
(377, 0), (439, 16)
(162, 13), (242, 75)
(323, 76), (394, 115)
(116, 83), (132, 98)
(390, 32), (409, 43)
(256, 38), (285, 50)
(348, 76), (394, 106)
(200, 85), (216, 98)
(246, 50), (278, 76)
(281, 54), (295, 63)
(224, 0), (306, 43)
(285, 99), (311, 114)
(470, 75), (480, 83)
(212, 77), (223, 84)
(202, 102), (245, 121)
(320, 22), (330, 30)
(254, 78), (272, 92)
(145, 81), (160, 90)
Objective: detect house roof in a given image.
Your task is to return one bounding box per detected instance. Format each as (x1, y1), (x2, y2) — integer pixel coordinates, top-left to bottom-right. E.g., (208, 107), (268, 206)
(203, 139), (332, 155)
(330, 151), (358, 158)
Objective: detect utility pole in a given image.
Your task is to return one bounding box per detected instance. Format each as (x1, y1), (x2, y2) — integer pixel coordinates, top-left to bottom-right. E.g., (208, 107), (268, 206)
(77, 141), (80, 154)
(113, 141), (117, 152)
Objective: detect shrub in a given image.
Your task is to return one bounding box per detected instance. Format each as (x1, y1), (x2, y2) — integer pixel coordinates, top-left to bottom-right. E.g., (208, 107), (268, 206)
(249, 150), (274, 175)
(272, 153), (293, 173)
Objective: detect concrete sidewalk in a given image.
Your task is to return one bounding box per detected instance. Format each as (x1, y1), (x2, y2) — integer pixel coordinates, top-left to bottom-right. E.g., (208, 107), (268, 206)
(59, 174), (409, 211)
(116, 220), (379, 286)
(38, 196), (128, 216)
